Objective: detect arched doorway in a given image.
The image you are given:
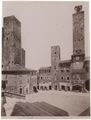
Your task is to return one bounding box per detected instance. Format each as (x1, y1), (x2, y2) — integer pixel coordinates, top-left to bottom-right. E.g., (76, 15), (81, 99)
(61, 85), (65, 91)
(44, 86), (47, 90)
(67, 86), (70, 91)
(85, 80), (90, 91)
(33, 86), (37, 92)
(49, 86), (52, 90)
(72, 85), (82, 92)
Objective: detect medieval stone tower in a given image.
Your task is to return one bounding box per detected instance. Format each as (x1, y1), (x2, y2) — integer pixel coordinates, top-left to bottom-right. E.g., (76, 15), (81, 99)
(72, 5), (85, 64)
(51, 45), (60, 89)
(3, 16), (22, 69)
(71, 5), (86, 89)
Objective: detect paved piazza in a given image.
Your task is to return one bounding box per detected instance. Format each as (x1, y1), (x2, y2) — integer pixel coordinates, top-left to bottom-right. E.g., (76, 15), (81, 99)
(5, 91), (90, 116)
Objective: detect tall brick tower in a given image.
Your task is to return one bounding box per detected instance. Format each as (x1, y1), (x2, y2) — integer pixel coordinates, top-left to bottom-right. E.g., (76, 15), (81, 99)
(3, 16), (22, 69)
(51, 45), (60, 89)
(71, 5), (85, 68)
(73, 5), (85, 55)
(71, 5), (86, 91)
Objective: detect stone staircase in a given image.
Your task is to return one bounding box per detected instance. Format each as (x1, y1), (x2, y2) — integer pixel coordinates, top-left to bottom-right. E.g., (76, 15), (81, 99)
(11, 101), (69, 116)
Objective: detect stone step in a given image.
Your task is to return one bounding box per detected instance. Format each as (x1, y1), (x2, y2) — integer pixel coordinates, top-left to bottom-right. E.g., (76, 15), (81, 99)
(11, 102), (52, 116)
(11, 103), (30, 116)
(26, 102), (52, 116)
(39, 102), (69, 116)
(11, 101), (69, 116)
(11, 102), (34, 116)
(33, 102), (59, 116)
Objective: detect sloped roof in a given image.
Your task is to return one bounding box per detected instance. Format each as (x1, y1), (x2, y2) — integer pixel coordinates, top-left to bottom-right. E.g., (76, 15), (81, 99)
(39, 66), (51, 70)
(59, 60), (71, 67)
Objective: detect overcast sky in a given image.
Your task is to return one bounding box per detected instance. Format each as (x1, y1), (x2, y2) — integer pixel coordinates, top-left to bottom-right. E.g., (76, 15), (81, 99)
(3, 1), (89, 70)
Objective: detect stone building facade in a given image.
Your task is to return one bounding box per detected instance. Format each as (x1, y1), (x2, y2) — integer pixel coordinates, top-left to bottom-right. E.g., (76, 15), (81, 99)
(30, 70), (38, 92)
(2, 69), (31, 95)
(38, 5), (90, 92)
(2, 5), (90, 95)
(2, 16), (37, 95)
(57, 60), (72, 91)
(38, 67), (52, 90)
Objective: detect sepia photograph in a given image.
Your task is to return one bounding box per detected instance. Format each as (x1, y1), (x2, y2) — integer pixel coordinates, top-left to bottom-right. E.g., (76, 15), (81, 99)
(1, 1), (90, 118)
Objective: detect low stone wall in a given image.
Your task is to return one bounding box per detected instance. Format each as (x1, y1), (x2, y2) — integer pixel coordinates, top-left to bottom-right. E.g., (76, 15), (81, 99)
(4, 91), (25, 99)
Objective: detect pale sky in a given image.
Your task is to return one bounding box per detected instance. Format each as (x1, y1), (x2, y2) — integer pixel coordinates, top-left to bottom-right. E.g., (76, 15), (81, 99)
(3, 1), (89, 70)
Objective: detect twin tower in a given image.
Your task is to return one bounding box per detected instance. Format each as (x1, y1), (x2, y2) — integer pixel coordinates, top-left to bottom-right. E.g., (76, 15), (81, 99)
(51, 5), (85, 71)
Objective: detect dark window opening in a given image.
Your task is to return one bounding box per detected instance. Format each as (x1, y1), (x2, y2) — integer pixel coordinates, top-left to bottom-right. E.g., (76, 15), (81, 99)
(67, 86), (70, 91)
(33, 86), (37, 92)
(61, 85), (65, 91)
(86, 67), (89, 72)
(7, 37), (8, 40)
(85, 80), (90, 91)
(61, 77), (64, 80)
(61, 70), (64, 72)
(72, 85), (82, 92)
(49, 86), (52, 90)
(67, 77), (69, 80)
(26, 88), (28, 94)
(66, 70), (69, 72)
(19, 88), (22, 94)
(37, 85), (39, 89)
(2, 81), (6, 90)
(2, 92), (5, 97)
(54, 52), (56, 54)
(78, 39), (80, 41)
